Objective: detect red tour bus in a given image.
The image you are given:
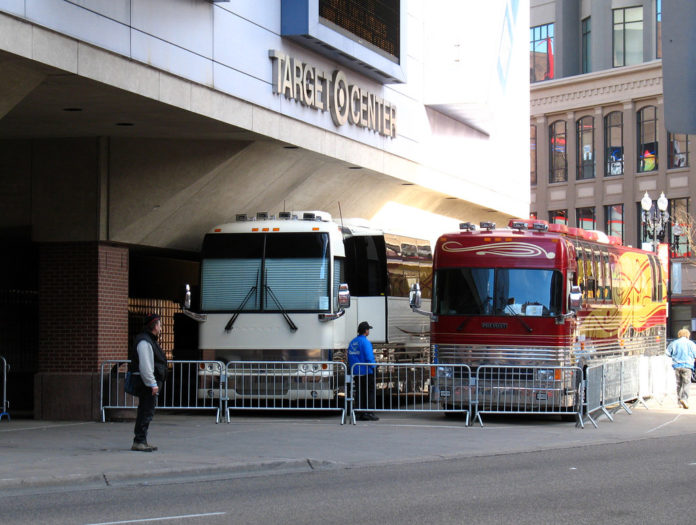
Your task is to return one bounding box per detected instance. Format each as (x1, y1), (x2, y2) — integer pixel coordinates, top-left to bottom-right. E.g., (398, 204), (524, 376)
(409, 219), (667, 409)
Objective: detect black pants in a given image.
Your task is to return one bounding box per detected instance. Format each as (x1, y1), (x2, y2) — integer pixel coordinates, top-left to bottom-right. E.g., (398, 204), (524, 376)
(355, 374), (376, 412)
(133, 381), (159, 444)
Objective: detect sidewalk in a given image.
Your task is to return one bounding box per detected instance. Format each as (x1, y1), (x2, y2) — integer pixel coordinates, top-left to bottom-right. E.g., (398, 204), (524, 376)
(2, 397), (695, 492)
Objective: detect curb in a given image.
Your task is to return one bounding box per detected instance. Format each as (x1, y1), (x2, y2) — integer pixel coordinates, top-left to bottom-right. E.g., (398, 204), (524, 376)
(0, 458), (338, 492)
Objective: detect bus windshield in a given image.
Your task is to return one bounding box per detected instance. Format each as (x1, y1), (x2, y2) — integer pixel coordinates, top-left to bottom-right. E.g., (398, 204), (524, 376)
(200, 232), (330, 312)
(433, 268), (563, 317)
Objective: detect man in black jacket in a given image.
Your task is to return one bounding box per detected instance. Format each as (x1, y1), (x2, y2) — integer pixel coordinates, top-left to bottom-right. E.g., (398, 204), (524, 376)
(129, 313), (167, 452)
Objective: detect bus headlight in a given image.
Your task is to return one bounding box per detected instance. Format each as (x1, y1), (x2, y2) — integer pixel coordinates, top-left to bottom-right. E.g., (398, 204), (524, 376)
(535, 369), (556, 382)
(299, 363), (323, 373)
(437, 366), (453, 378)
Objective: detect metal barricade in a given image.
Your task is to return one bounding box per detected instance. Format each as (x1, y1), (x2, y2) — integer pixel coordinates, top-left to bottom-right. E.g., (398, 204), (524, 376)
(474, 366), (584, 427)
(602, 359), (622, 411)
(100, 360), (137, 421)
(100, 360), (225, 423)
(648, 355), (676, 405)
(620, 357), (646, 411)
(0, 356), (9, 421)
(584, 363), (605, 428)
(224, 361), (347, 424)
(160, 360), (225, 422)
(350, 363), (472, 425)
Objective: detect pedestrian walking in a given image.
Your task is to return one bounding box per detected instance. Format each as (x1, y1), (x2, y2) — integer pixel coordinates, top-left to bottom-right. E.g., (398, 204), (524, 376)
(666, 328), (696, 409)
(348, 321), (379, 421)
(129, 313), (167, 451)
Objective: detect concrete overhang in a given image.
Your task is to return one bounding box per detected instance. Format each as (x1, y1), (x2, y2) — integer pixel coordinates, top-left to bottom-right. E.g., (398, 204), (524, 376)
(0, 40), (515, 249)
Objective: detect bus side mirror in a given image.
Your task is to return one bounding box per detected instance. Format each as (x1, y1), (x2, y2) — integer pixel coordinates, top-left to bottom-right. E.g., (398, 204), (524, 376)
(184, 284), (191, 310)
(569, 285), (582, 310)
(338, 283), (350, 308)
(409, 283), (422, 309)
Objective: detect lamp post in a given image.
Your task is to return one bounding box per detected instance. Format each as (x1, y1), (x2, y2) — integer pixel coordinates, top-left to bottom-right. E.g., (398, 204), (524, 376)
(641, 191), (672, 339)
(640, 191), (669, 252)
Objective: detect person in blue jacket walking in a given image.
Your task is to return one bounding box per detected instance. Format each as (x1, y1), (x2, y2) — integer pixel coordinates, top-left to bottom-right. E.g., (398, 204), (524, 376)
(666, 328), (696, 409)
(348, 321), (379, 421)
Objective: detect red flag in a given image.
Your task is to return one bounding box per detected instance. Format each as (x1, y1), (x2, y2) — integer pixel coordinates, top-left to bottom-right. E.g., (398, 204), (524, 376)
(546, 37), (554, 80)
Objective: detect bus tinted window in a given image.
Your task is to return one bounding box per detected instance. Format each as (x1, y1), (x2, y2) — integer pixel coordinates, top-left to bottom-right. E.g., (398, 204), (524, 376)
(202, 233), (263, 258)
(343, 235), (387, 296)
(434, 268), (563, 317)
(434, 268), (494, 315)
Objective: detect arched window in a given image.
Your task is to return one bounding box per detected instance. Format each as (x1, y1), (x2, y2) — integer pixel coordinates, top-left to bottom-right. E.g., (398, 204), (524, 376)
(549, 120), (567, 183)
(576, 116), (595, 179)
(604, 111), (623, 176)
(638, 106), (658, 172)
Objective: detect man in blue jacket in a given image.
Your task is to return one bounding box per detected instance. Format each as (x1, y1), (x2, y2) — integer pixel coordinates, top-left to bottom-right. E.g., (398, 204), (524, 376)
(348, 321), (379, 421)
(667, 328), (696, 409)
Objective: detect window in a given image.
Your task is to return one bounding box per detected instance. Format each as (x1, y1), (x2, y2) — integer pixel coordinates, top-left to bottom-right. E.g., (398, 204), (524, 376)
(530, 124), (537, 186)
(669, 198), (691, 257)
(576, 207), (596, 230)
(433, 267), (563, 317)
(549, 120), (567, 183)
(582, 17), (591, 73)
(201, 232), (331, 312)
(668, 133), (690, 169)
(656, 0), (662, 59)
(530, 23), (554, 82)
(605, 204), (624, 243)
(581, 246), (597, 299)
(343, 235), (388, 296)
(530, 212), (538, 219)
(576, 116), (595, 180)
(613, 6), (643, 67)
(548, 209), (568, 225)
(638, 106), (658, 172)
(605, 111), (624, 176)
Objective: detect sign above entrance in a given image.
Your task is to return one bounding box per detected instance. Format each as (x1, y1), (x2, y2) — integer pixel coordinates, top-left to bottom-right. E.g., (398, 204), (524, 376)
(269, 50), (397, 138)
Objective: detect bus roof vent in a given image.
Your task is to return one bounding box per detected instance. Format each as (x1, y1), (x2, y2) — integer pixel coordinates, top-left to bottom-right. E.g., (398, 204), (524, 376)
(303, 212), (316, 220)
(235, 214), (248, 222)
(256, 212), (269, 221)
(279, 211), (291, 219)
(480, 221), (495, 231)
(531, 221), (548, 232)
(459, 222), (476, 231)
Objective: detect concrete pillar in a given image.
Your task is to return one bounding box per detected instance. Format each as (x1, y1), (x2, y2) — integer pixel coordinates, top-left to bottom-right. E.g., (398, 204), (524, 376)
(35, 242), (128, 420)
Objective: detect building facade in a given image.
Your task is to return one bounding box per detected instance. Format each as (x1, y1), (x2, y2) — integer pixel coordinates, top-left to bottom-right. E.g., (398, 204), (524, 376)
(530, 0), (695, 337)
(0, 1), (530, 418)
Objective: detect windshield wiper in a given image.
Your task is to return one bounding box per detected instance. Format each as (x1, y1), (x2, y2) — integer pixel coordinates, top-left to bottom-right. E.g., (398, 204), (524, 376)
(265, 285), (298, 332)
(504, 303), (533, 333)
(224, 284), (257, 332)
(456, 318), (470, 331)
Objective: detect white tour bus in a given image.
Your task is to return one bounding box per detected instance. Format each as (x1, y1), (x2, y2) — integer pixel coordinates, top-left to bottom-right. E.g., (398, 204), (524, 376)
(184, 211), (431, 401)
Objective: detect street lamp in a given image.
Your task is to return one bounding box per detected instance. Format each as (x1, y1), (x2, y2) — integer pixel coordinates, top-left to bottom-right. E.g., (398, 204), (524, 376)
(640, 191), (669, 252)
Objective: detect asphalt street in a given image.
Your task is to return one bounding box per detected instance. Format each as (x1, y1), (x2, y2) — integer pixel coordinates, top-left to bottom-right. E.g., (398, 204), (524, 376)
(1, 433), (694, 524)
(1, 395), (696, 524)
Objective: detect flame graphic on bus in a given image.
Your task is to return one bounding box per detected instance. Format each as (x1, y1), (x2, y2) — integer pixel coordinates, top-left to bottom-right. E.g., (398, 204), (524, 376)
(442, 241), (556, 259)
(579, 251), (665, 339)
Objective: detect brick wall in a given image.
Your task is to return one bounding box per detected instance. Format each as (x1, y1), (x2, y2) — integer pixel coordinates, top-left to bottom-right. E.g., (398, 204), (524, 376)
(38, 242), (128, 372)
(97, 244), (129, 362)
